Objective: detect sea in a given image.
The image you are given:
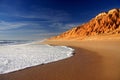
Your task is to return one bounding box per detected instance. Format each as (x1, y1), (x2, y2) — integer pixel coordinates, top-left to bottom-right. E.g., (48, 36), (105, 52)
(0, 40), (74, 74)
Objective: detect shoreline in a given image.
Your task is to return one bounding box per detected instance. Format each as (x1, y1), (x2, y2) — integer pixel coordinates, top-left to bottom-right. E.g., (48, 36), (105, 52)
(0, 40), (120, 80)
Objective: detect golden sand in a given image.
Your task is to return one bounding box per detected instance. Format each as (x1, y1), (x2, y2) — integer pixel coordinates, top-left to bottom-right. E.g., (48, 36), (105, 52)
(0, 40), (120, 80)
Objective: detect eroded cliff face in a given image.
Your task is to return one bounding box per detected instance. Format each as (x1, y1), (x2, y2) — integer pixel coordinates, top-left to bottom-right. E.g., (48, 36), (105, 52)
(49, 9), (120, 40)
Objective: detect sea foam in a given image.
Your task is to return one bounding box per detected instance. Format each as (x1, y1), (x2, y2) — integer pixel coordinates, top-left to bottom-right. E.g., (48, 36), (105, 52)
(0, 43), (74, 74)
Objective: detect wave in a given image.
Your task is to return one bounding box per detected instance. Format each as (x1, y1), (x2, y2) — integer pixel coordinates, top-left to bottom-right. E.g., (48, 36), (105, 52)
(0, 42), (74, 74)
(0, 40), (33, 46)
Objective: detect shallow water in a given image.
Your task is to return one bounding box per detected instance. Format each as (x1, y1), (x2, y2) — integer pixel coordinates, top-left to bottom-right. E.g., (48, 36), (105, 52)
(0, 41), (74, 74)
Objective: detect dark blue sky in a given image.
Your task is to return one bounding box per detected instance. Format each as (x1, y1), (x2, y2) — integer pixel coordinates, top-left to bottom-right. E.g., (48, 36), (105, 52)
(0, 0), (120, 40)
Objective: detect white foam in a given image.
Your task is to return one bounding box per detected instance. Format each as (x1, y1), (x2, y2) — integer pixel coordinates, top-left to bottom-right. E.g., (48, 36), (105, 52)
(0, 44), (74, 74)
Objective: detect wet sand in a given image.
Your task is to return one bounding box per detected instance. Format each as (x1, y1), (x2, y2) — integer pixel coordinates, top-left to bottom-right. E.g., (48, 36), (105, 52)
(0, 40), (120, 80)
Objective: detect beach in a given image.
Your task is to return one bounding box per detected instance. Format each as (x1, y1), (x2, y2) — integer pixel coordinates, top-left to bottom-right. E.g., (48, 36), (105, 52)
(0, 40), (120, 80)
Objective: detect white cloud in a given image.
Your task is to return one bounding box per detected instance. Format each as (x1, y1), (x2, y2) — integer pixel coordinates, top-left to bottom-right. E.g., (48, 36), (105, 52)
(0, 21), (28, 30)
(17, 11), (70, 22)
(0, 5), (76, 40)
(33, 32), (59, 36)
(63, 23), (80, 29)
(0, 7), (70, 22)
(49, 22), (80, 30)
(0, 21), (45, 31)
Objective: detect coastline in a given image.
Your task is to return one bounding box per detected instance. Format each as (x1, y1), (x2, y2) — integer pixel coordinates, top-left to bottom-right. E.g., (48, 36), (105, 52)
(0, 40), (120, 80)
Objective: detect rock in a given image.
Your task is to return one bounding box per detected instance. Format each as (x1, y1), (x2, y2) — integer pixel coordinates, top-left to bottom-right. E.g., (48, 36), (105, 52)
(49, 8), (120, 40)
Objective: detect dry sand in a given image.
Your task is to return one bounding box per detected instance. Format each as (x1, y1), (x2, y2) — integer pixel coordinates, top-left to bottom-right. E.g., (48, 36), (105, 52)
(0, 40), (120, 80)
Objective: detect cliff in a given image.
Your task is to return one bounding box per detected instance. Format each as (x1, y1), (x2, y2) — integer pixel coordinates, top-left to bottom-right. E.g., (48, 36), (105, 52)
(49, 8), (120, 40)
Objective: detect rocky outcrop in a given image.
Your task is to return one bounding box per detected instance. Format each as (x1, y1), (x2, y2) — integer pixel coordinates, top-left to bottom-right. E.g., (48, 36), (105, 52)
(49, 8), (120, 40)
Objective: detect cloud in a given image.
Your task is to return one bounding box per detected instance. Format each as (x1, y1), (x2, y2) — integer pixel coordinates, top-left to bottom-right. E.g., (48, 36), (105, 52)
(33, 32), (59, 36)
(18, 12), (70, 22)
(0, 3), (74, 40)
(0, 20), (46, 31)
(19, 8), (70, 20)
(0, 21), (27, 30)
(0, 7), (70, 22)
(49, 22), (80, 30)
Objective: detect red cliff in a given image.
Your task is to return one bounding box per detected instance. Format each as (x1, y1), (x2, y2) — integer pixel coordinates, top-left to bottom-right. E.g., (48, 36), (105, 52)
(49, 8), (120, 40)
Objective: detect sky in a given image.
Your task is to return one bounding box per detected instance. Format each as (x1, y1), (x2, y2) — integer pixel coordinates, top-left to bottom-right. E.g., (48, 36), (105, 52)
(0, 0), (120, 40)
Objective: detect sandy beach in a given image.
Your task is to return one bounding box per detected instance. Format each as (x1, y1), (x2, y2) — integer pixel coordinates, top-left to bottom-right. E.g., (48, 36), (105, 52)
(0, 40), (120, 80)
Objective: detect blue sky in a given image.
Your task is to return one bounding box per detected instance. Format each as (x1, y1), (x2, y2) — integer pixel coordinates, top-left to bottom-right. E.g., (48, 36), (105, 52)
(0, 0), (120, 40)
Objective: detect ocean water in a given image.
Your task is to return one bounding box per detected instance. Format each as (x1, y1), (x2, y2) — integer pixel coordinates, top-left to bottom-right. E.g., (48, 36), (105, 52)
(0, 40), (74, 74)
